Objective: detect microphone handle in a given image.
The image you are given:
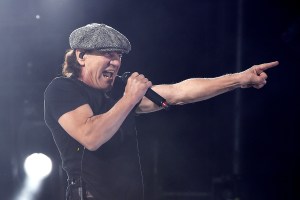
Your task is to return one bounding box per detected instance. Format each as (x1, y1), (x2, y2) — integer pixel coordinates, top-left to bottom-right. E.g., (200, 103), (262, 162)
(120, 72), (170, 110)
(145, 88), (170, 110)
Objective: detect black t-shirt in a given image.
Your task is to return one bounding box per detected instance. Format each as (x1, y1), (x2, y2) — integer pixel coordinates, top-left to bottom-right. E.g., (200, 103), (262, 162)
(44, 76), (143, 200)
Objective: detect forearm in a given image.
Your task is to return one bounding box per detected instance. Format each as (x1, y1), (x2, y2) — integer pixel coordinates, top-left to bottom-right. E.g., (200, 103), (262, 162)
(137, 61), (277, 113)
(78, 72), (152, 149)
(137, 73), (242, 113)
(75, 96), (137, 151)
(171, 73), (242, 104)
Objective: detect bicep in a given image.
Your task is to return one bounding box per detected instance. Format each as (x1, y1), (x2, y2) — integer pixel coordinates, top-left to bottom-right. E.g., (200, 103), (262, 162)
(136, 84), (181, 113)
(136, 79), (212, 113)
(58, 104), (94, 144)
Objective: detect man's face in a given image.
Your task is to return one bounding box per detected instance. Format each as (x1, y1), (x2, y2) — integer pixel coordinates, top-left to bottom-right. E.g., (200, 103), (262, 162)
(80, 51), (122, 91)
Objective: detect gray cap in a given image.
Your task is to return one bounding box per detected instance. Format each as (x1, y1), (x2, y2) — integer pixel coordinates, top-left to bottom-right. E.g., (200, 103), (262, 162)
(69, 23), (131, 54)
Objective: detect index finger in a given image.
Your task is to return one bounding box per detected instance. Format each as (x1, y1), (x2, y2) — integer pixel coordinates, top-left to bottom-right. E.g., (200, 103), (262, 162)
(256, 61), (279, 74)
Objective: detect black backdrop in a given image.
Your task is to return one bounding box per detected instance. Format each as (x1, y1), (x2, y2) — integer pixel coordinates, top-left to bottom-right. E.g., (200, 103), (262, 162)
(0, 0), (299, 199)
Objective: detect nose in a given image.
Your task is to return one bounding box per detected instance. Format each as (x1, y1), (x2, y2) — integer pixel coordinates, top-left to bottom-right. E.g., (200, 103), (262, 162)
(109, 52), (122, 60)
(109, 56), (121, 66)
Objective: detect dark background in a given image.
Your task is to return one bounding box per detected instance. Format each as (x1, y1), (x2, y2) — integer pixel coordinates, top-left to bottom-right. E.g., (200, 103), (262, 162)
(0, 0), (299, 199)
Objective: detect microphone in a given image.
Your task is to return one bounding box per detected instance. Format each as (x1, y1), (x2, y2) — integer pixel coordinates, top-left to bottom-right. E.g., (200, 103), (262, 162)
(117, 72), (170, 110)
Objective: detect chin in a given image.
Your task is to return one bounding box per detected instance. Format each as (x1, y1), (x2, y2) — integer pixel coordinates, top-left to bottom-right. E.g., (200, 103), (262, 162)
(102, 83), (113, 92)
(104, 86), (113, 92)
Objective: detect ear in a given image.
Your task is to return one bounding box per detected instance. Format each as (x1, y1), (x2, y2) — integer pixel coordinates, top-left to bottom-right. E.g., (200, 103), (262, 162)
(79, 52), (85, 59)
(75, 50), (86, 65)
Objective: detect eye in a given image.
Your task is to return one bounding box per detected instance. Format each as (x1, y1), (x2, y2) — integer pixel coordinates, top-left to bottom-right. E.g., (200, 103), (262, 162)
(103, 52), (111, 57)
(100, 51), (122, 59)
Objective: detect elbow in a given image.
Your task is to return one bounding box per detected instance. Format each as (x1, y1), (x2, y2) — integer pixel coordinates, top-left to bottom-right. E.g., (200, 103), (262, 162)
(167, 86), (193, 105)
(81, 132), (111, 151)
(81, 135), (104, 151)
(83, 144), (100, 151)
(78, 120), (117, 151)
(169, 100), (185, 106)
(168, 93), (190, 105)
(83, 140), (100, 151)
(169, 92), (208, 105)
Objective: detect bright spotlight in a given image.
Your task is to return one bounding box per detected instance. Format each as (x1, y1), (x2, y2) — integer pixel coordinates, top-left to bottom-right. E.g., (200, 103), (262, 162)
(15, 153), (52, 200)
(24, 153), (52, 180)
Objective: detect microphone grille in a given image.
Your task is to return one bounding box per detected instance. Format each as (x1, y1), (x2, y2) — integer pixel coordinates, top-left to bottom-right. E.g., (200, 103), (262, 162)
(121, 72), (131, 83)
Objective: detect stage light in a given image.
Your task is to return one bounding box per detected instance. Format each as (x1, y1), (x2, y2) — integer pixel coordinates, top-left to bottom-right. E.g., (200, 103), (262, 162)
(14, 153), (53, 200)
(24, 153), (52, 180)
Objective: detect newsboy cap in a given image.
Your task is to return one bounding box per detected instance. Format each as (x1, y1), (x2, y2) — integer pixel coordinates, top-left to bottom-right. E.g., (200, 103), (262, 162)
(69, 23), (131, 54)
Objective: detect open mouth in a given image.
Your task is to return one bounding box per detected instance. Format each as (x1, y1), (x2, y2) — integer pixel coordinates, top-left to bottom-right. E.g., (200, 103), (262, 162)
(102, 71), (114, 79)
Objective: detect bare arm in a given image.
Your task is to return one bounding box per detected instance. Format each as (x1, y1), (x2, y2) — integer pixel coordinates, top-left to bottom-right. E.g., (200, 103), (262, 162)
(137, 61), (279, 113)
(58, 72), (151, 151)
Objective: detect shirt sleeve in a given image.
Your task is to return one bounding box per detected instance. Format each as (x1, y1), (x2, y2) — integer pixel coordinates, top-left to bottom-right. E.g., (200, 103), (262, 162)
(44, 77), (88, 122)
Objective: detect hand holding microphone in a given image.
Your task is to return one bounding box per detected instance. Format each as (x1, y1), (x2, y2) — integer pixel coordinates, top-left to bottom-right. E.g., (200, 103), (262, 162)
(118, 72), (170, 110)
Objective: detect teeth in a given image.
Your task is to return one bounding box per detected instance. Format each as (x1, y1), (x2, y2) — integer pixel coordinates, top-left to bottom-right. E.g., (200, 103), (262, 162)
(103, 71), (114, 78)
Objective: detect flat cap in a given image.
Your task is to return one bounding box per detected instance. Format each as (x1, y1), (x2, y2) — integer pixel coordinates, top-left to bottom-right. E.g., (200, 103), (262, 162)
(69, 23), (131, 54)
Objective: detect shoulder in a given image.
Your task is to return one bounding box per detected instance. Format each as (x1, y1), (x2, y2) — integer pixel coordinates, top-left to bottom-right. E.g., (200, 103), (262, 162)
(45, 77), (79, 93)
(46, 76), (77, 89)
(44, 76), (86, 101)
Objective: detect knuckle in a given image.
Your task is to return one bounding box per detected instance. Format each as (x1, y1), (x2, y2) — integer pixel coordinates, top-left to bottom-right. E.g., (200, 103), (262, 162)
(132, 72), (139, 77)
(139, 74), (145, 78)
